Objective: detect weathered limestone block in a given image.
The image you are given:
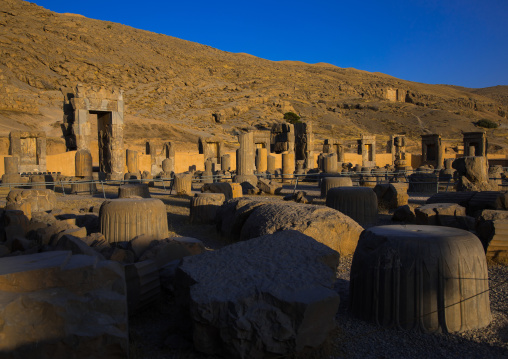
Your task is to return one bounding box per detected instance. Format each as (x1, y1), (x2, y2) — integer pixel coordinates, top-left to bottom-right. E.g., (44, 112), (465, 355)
(415, 203), (473, 230)
(216, 198), (272, 240)
(30, 174), (48, 190)
(350, 225), (491, 333)
(55, 234), (105, 259)
(100, 198), (168, 244)
(223, 199), (363, 256)
(190, 193), (226, 224)
(118, 183), (151, 198)
(173, 173), (192, 195)
(320, 176), (353, 198)
(326, 187), (378, 226)
(125, 259), (160, 315)
(427, 191), (508, 216)
(0, 251), (128, 358)
(476, 210), (508, 260)
(140, 237), (205, 269)
(6, 189), (57, 212)
(408, 172), (438, 193)
(453, 156), (488, 183)
(373, 183), (409, 209)
(176, 230), (340, 358)
(257, 178), (282, 195)
(201, 182), (242, 200)
(75, 149), (93, 177)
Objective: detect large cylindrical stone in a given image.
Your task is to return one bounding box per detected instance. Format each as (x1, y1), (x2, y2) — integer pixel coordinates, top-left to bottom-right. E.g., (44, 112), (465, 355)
(173, 173), (192, 195)
(282, 152), (295, 183)
(221, 154), (231, 171)
(350, 225), (491, 333)
(326, 187), (378, 226)
(320, 176), (353, 198)
(267, 155), (276, 174)
(75, 149), (93, 177)
(100, 198), (168, 244)
(255, 148), (268, 173)
(70, 177), (97, 194)
(237, 132), (255, 176)
(126, 149), (139, 174)
(190, 193), (226, 224)
(162, 158), (174, 173)
(4, 157), (19, 175)
(323, 153), (338, 173)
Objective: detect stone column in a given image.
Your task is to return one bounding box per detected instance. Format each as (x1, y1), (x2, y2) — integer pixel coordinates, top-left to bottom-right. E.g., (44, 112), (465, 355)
(323, 153), (338, 173)
(162, 158), (174, 174)
(235, 132), (257, 185)
(221, 154), (231, 171)
(256, 148), (268, 173)
(110, 111), (125, 180)
(75, 149), (93, 177)
(267, 154), (276, 174)
(4, 157), (19, 174)
(126, 149), (138, 174)
(282, 152), (295, 183)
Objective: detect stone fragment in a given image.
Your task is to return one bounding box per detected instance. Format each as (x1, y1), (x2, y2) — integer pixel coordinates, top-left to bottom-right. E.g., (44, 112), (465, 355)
(222, 199), (363, 255)
(0, 251), (128, 358)
(176, 230), (340, 358)
(118, 183), (151, 198)
(391, 205), (416, 222)
(110, 247), (135, 264)
(139, 237), (205, 269)
(257, 178), (282, 195)
(55, 234), (105, 259)
(415, 203), (474, 230)
(125, 260), (160, 315)
(201, 182), (242, 200)
(6, 189), (57, 212)
(373, 183), (409, 209)
(173, 173), (193, 195)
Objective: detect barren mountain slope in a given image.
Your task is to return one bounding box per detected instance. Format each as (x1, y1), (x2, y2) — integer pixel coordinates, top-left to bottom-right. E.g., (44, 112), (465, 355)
(0, 0), (507, 154)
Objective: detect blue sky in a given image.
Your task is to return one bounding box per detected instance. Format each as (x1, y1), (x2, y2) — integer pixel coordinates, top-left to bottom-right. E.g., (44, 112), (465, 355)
(32, 0), (508, 88)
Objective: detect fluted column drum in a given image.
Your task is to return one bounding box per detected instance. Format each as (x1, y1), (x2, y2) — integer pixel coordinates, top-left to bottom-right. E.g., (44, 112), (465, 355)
(162, 158), (174, 173)
(255, 148), (268, 173)
(173, 173), (192, 195)
(221, 154), (231, 171)
(350, 225), (491, 333)
(282, 152), (295, 183)
(100, 198), (168, 244)
(320, 176), (353, 198)
(326, 186), (378, 226)
(323, 153), (338, 173)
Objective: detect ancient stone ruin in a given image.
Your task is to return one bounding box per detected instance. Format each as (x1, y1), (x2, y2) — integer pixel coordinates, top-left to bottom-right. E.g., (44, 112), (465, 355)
(358, 135), (376, 167)
(9, 131), (47, 173)
(421, 133), (443, 169)
(63, 84), (125, 180)
(463, 131), (488, 157)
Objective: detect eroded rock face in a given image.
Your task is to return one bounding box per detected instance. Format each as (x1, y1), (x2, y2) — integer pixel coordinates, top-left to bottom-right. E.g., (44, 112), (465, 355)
(176, 230), (340, 358)
(0, 251), (128, 358)
(6, 189), (57, 212)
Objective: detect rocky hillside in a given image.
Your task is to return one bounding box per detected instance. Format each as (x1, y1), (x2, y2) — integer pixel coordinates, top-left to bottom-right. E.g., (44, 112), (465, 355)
(1, 0), (507, 154)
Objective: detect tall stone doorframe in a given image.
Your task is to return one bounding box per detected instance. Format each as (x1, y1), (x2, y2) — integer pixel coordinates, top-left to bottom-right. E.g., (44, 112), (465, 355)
(146, 141), (175, 174)
(253, 130), (271, 151)
(198, 137), (224, 164)
(463, 131), (487, 157)
(63, 84), (125, 180)
(294, 122), (315, 169)
(323, 139), (345, 162)
(421, 134), (443, 169)
(358, 135), (376, 167)
(9, 131), (47, 173)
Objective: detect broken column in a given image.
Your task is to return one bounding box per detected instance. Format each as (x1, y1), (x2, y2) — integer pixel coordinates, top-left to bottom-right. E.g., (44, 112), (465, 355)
(221, 154), (231, 171)
(282, 151), (295, 183)
(235, 132), (257, 185)
(267, 154), (276, 174)
(294, 121), (314, 169)
(2, 156), (22, 185)
(255, 148), (268, 173)
(126, 149), (138, 174)
(71, 149), (96, 194)
(323, 153), (338, 173)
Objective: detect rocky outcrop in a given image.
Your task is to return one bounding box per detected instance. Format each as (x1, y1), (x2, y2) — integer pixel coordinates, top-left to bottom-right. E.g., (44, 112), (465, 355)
(176, 230), (340, 358)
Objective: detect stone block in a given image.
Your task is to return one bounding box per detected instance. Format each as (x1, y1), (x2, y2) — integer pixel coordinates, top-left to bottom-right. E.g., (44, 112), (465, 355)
(176, 230), (340, 358)
(6, 189), (57, 212)
(0, 251), (128, 358)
